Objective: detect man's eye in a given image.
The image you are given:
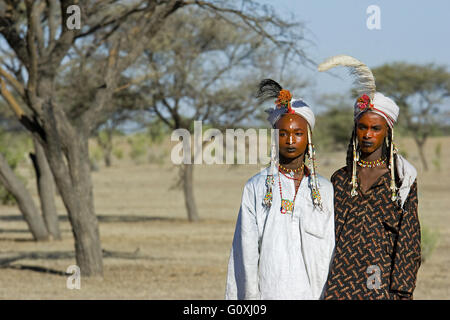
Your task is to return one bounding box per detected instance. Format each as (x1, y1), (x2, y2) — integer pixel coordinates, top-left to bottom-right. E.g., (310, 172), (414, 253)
(295, 132), (303, 136)
(279, 133), (286, 137)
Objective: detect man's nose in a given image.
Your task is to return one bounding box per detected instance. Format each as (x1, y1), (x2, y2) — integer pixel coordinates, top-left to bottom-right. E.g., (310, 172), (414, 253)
(287, 134), (294, 144)
(363, 130), (371, 139)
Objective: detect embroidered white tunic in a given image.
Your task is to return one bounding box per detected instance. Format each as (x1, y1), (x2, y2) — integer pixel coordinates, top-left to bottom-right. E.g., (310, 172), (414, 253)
(225, 167), (335, 300)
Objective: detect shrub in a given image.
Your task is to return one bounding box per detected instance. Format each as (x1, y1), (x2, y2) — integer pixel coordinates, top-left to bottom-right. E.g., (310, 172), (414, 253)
(113, 148), (124, 160)
(148, 121), (168, 145)
(128, 133), (149, 164)
(148, 147), (168, 165)
(432, 142), (441, 171)
(0, 131), (32, 205)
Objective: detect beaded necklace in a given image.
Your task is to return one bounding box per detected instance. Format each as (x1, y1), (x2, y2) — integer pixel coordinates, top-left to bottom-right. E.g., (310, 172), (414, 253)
(357, 157), (386, 168)
(279, 162), (304, 174)
(279, 169), (302, 181)
(278, 167), (303, 215)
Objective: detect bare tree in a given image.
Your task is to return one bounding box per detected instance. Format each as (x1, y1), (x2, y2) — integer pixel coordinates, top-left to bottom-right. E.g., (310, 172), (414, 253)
(138, 8), (310, 221)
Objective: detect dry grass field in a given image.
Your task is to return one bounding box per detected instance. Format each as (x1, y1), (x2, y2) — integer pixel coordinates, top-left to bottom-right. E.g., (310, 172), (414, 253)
(0, 136), (448, 299)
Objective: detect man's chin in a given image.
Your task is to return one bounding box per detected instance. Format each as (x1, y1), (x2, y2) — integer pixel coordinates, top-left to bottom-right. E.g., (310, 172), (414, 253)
(280, 152), (303, 159)
(360, 146), (380, 155)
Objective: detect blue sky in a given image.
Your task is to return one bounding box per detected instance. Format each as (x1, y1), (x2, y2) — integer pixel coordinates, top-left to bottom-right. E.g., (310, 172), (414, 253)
(257, 0), (450, 111)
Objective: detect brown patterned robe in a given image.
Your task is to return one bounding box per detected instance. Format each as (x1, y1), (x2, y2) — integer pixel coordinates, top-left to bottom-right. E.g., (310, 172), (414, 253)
(323, 167), (421, 300)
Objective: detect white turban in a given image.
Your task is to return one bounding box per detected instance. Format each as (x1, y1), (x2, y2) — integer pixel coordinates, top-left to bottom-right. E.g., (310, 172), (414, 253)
(354, 92), (399, 128)
(266, 98), (316, 130)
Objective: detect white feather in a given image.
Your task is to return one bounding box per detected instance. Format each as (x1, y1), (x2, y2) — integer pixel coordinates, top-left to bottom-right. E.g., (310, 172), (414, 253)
(318, 54), (376, 99)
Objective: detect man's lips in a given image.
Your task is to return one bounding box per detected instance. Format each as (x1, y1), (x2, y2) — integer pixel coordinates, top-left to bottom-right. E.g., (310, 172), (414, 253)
(361, 141), (374, 147)
(286, 147), (297, 153)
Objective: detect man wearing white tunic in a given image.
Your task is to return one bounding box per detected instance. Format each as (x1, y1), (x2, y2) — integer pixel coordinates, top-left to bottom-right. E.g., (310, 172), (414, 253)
(225, 79), (335, 300)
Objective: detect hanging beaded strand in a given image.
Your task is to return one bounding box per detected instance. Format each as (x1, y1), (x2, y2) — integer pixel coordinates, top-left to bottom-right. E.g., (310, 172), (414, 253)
(307, 125), (323, 209)
(351, 130), (359, 197)
(389, 128), (398, 201)
(263, 175), (274, 206)
(263, 127), (279, 208)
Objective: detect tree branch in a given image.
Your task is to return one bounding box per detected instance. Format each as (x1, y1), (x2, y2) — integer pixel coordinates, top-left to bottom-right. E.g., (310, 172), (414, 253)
(46, 0), (58, 54)
(74, 5), (148, 40)
(182, 0), (314, 66)
(33, 1), (46, 55)
(0, 65), (26, 99)
(25, 0), (39, 97)
(0, 8), (30, 66)
(0, 77), (25, 118)
(43, 0), (81, 73)
(151, 104), (174, 129)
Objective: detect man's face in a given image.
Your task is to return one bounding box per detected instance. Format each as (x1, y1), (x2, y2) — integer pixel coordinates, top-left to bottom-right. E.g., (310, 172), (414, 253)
(356, 111), (389, 155)
(275, 113), (308, 160)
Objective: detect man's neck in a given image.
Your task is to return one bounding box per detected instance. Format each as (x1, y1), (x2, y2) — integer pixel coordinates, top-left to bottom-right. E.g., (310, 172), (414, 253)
(360, 147), (383, 162)
(279, 155), (305, 171)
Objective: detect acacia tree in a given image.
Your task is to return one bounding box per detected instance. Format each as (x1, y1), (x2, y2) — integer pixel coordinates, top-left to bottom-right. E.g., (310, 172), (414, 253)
(0, 0), (311, 275)
(0, 0), (193, 276)
(373, 63), (450, 170)
(139, 8), (310, 221)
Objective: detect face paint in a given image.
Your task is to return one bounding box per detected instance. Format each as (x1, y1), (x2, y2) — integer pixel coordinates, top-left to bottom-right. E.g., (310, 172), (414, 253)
(356, 111), (388, 155)
(275, 114), (308, 160)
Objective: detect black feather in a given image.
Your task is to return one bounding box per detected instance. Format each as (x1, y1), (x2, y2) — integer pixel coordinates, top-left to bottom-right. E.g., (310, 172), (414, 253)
(256, 79), (283, 102)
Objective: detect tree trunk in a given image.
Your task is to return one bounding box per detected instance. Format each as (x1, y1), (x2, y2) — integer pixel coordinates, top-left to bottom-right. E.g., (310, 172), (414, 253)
(45, 134), (103, 276)
(416, 140), (429, 171)
(0, 153), (49, 241)
(71, 137), (103, 276)
(97, 127), (113, 167)
(104, 150), (111, 167)
(104, 128), (113, 167)
(29, 136), (61, 240)
(34, 77), (104, 277)
(182, 163), (199, 222)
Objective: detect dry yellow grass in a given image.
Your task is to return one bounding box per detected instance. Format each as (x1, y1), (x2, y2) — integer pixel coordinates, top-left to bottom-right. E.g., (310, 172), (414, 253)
(0, 136), (448, 299)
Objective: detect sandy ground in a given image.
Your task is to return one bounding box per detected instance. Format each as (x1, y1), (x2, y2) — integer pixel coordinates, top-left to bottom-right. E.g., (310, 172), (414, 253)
(0, 136), (448, 299)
